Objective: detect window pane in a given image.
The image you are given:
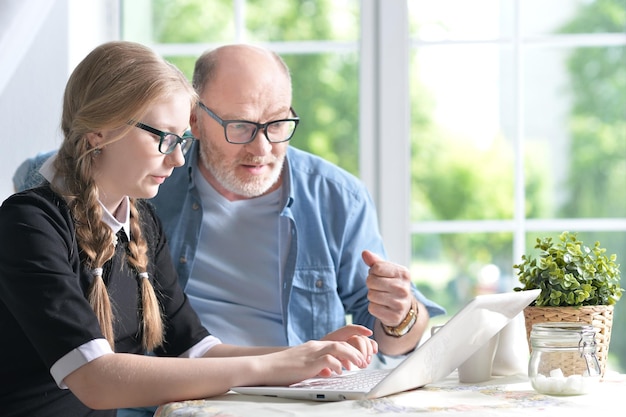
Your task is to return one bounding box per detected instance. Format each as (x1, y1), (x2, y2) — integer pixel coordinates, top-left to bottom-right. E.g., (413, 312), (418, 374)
(524, 45), (626, 219)
(246, 0), (359, 42)
(164, 55), (196, 81)
(410, 0), (513, 41)
(285, 52), (360, 175)
(123, 0), (235, 43)
(522, 0), (626, 35)
(410, 45), (515, 221)
(412, 232), (514, 319)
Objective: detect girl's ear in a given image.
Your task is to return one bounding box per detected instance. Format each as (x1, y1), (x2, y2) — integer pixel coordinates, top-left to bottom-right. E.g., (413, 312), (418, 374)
(85, 132), (103, 149)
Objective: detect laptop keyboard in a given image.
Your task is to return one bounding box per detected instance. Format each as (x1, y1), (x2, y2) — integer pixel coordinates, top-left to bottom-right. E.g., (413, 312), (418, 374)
(289, 369), (391, 391)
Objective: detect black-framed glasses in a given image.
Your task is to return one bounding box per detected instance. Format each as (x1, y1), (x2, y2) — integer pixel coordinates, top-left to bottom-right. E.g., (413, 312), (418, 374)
(132, 122), (195, 155)
(198, 102), (299, 144)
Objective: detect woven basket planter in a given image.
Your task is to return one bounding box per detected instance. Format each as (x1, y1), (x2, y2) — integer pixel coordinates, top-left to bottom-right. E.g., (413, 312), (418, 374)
(523, 305), (614, 377)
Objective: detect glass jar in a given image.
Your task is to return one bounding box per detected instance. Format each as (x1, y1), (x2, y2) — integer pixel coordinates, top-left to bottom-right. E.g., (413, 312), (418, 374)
(528, 322), (601, 396)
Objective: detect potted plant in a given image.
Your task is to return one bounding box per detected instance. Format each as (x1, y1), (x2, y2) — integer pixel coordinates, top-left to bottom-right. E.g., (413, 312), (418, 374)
(513, 231), (623, 376)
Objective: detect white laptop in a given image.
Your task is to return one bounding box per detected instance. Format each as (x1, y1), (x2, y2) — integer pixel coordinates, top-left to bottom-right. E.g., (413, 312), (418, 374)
(232, 289), (540, 401)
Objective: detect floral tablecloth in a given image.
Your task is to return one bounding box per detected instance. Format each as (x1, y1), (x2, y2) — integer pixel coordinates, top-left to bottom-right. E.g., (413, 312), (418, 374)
(155, 371), (626, 417)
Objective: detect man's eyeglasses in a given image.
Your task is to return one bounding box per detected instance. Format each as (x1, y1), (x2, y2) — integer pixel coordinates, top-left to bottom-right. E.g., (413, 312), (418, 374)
(198, 102), (299, 144)
(132, 122), (195, 155)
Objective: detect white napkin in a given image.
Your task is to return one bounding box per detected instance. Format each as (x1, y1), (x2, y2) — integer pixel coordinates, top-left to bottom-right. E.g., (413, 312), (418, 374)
(491, 313), (529, 376)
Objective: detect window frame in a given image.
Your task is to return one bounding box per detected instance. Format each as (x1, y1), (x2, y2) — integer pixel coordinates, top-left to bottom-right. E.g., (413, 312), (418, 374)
(119, 0), (626, 271)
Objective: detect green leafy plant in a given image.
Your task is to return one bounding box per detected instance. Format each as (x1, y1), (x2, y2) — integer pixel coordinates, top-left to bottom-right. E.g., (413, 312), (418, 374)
(514, 231), (623, 307)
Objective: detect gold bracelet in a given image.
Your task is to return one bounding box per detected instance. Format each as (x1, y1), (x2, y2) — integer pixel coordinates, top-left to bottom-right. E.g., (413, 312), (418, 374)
(381, 299), (418, 337)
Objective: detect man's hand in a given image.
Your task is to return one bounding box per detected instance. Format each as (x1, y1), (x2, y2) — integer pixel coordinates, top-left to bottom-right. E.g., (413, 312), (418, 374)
(362, 250), (415, 327)
(362, 250), (429, 355)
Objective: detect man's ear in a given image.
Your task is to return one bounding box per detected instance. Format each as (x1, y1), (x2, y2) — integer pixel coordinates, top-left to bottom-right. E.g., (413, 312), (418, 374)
(85, 132), (103, 149)
(190, 110), (200, 138)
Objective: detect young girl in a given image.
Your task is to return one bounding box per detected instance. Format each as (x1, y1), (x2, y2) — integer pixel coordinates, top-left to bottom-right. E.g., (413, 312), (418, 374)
(0, 41), (376, 417)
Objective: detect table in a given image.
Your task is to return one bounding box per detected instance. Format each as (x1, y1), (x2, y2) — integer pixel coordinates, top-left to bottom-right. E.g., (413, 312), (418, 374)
(155, 371), (626, 417)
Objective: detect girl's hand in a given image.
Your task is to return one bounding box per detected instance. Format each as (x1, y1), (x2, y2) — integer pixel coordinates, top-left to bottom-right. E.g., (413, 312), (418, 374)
(320, 325), (378, 369)
(261, 339), (374, 386)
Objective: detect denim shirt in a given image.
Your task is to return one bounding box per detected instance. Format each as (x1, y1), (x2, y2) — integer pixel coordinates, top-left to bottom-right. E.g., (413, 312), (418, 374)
(151, 143), (445, 345)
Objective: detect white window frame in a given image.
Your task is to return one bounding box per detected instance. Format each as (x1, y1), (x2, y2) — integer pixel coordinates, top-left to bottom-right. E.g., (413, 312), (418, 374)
(360, 0), (411, 266)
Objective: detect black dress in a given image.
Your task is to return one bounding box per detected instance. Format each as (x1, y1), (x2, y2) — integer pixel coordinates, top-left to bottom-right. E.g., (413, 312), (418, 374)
(0, 185), (210, 417)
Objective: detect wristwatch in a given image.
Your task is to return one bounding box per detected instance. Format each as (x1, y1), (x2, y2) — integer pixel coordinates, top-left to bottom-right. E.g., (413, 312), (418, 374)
(381, 299), (418, 337)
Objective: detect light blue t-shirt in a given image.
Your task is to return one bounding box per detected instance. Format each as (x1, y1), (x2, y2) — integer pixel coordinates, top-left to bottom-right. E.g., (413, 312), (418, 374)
(187, 169), (288, 345)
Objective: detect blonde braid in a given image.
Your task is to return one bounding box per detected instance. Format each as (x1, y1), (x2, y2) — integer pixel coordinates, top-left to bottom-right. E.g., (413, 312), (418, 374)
(88, 268), (115, 348)
(127, 199), (164, 351)
(60, 150), (117, 350)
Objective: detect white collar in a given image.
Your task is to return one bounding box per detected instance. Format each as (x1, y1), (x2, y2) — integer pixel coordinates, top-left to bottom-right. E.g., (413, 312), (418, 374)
(100, 197), (131, 240)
